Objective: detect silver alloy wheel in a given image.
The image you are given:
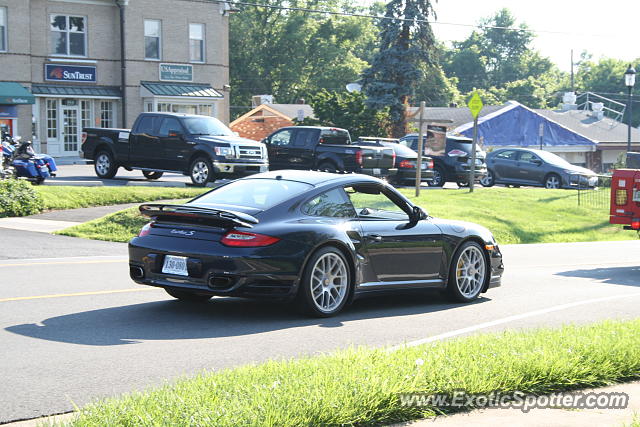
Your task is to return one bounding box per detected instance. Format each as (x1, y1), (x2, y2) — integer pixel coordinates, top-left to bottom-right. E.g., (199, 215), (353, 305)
(545, 175), (560, 189)
(191, 161), (209, 184)
(310, 252), (348, 313)
(480, 171), (493, 187)
(433, 169), (443, 185)
(455, 245), (486, 298)
(95, 153), (111, 176)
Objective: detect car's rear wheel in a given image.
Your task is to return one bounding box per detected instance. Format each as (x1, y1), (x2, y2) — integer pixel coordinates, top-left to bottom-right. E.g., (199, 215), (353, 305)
(318, 161), (338, 173)
(142, 170), (164, 180)
(94, 150), (118, 179)
(446, 241), (487, 302)
(190, 157), (214, 186)
(428, 167), (445, 187)
(544, 173), (561, 189)
(480, 169), (495, 187)
(165, 288), (212, 302)
(297, 247), (351, 317)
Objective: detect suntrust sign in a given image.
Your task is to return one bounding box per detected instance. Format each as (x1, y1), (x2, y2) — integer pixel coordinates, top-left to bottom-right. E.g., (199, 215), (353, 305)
(45, 64), (97, 83)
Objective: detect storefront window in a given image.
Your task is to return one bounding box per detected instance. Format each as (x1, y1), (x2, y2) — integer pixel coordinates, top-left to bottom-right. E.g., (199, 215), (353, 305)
(172, 104), (198, 115)
(47, 100), (58, 139)
(144, 20), (161, 60)
(157, 103), (171, 112)
(0, 7), (7, 52)
(50, 15), (86, 56)
(189, 23), (205, 63)
(100, 101), (113, 128)
(81, 100), (93, 129)
(199, 105), (213, 116)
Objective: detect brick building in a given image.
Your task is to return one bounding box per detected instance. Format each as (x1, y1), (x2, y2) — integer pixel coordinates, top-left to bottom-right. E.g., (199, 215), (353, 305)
(0, 0), (230, 158)
(230, 103), (315, 141)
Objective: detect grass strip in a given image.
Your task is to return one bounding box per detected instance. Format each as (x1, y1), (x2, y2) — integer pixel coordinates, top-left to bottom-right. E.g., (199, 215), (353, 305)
(57, 187), (633, 244)
(65, 319), (640, 426)
(35, 186), (207, 211)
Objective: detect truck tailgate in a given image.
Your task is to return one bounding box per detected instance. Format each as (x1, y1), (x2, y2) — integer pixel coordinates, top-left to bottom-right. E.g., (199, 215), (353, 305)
(358, 146), (395, 169)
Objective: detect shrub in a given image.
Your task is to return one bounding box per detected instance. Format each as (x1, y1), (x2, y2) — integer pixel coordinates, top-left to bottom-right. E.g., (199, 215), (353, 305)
(0, 179), (44, 217)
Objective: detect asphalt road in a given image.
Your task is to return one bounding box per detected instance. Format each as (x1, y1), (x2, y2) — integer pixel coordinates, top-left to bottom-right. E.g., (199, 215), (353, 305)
(1, 237), (639, 423)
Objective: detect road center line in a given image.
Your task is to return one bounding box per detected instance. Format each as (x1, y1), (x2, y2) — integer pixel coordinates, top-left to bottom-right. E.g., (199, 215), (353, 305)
(0, 288), (156, 302)
(389, 291), (640, 351)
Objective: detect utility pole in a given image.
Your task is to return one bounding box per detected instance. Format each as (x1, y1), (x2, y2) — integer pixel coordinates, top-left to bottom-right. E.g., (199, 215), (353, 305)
(570, 49), (574, 93)
(415, 101), (425, 197)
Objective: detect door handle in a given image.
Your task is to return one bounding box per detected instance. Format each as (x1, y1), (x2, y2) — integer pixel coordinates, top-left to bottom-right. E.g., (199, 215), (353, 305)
(367, 234), (382, 242)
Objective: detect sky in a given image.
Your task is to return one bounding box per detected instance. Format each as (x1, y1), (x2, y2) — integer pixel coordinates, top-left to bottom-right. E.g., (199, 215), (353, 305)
(423, 0), (639, 71)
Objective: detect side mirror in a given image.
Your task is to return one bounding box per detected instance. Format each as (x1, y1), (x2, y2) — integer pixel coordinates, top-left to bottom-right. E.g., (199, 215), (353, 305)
(261, 138), (269, 144)
(411, 205), (426, 222)
(532, 159), (542, 166)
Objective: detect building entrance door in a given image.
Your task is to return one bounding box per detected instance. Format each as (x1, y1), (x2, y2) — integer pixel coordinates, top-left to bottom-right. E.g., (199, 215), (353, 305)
(62, 106), (80, 155)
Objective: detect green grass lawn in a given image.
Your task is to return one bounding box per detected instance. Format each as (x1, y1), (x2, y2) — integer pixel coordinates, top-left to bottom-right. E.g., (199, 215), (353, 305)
(57, 187), (634, 244)
(64, 320), (640, 426)
(35, 186), (208, 211)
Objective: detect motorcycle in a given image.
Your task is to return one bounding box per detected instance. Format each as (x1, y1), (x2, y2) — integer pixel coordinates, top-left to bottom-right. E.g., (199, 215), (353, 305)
(1, 135), (57, 184)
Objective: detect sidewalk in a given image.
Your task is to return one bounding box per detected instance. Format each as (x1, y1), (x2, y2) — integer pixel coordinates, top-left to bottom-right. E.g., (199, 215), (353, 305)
(398, 381), (640, 427)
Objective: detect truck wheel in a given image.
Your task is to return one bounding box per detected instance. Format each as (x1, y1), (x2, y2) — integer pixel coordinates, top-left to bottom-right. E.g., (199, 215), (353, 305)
(428, 167), (445, 187)
(142, 171), (164, 180)
(94, 151), (118, 179)
(190, 157), (214, 186)
(318, 161), (338, 173)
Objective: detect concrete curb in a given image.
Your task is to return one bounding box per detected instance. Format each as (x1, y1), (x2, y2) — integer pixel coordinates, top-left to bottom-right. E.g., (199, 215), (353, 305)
(0, 217), (81, 233)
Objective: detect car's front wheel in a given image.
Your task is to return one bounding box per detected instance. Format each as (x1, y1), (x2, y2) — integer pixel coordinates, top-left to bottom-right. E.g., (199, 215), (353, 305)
(297, 247), (351, 317)
(446, 241), (487, 302)
(189, 157), (214, 186)
(544, 173), (561, 189)
(480, 170), (495, 187)
(165, 288), (213, 302)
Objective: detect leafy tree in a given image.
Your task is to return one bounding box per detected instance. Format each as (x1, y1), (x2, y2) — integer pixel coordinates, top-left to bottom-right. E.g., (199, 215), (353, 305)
(229, 0), (380, 118)
(296, 89), (390, 139)
(360, 0), (437, 137)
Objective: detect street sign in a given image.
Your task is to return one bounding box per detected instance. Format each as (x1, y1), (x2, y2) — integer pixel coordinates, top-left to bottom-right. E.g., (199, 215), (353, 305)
(468, 92), (483, 119)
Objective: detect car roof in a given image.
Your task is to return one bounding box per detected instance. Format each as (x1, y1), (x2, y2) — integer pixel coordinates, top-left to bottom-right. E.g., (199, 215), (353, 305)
(278, 126), (349, 132)
(138, 112), (207, 119)
(238, 170), (383, 186)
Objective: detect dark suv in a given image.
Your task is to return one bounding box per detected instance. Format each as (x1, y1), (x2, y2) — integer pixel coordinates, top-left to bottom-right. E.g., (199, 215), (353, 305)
(399, 134), (487, 187)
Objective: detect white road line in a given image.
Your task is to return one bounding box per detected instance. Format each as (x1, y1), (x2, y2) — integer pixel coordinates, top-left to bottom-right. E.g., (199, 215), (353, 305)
(389, 292), (640, 351)
(0, 255), (127, 265)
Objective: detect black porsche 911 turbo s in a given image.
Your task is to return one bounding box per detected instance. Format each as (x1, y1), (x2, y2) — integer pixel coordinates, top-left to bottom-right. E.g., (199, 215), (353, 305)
(129, 170), (504, 317)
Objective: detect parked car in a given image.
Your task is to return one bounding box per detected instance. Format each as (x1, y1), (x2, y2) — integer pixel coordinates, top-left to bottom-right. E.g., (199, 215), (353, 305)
(481, 147), (598, 189)
(262, 126), (397, 179)
(129, 170), (504, 317)
(81, 113), (268, 186)
(399, 134), (487, 187)
(357, 137), (434, 185)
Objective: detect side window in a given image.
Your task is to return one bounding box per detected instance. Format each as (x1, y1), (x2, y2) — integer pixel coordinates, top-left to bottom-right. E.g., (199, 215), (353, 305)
(496, 150), (517, 160)
(158, 118), (182, 137)
(293, 129), (315, 147)
(136, 117), (156, 136)
(303, 188), (356, 218)
(345, 185), (409, 220)
(271, 130), (292, 146)
(519, 151), (540, 164)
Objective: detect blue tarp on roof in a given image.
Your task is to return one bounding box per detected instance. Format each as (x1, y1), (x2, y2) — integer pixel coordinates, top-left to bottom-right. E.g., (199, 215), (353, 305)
(455, 102), (596, 147)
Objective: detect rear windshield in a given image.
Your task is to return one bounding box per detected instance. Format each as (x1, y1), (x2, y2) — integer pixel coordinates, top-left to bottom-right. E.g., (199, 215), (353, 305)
(191, 179), (312, 210)
(183, 116), (234, 137)
(320, 129), (351, 145)
(385, 142), (417, 157)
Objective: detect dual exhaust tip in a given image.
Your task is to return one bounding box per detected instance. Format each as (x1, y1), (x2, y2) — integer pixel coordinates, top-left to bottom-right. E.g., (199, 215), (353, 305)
(130, 265), (144, 280)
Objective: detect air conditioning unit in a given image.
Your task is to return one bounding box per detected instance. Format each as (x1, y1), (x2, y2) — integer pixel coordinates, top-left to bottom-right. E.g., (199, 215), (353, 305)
(252, 95), (273, 107)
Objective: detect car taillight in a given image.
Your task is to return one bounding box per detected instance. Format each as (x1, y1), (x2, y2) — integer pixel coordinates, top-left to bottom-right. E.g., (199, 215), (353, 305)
(391, 151), (396, 168)
(138, 222), (153, 237)
(355, 150), (363, 166)
(427, 159), (434, 169)
(632, 219), (640, 230)
(399, 159), (415, 169)
(221, 230), (280, 247)
(81, 132), (87, 144)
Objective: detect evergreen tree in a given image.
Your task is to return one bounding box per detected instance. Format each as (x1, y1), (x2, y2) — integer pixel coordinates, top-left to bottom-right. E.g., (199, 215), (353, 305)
(360, 0), (437, 137)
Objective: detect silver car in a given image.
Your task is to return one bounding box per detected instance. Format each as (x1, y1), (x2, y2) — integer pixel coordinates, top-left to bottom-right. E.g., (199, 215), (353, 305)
(480, 148), (598, 189)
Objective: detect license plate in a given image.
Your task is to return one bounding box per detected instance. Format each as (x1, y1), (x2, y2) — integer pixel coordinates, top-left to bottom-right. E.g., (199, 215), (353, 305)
(373, 168), (381, 175)
(162, 255), (188, 276)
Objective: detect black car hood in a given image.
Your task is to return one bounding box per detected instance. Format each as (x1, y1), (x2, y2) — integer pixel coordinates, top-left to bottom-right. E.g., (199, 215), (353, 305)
(195, 135), (262, 146)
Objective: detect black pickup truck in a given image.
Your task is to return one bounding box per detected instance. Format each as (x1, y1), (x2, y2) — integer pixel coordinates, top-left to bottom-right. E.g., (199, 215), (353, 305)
(81, 113), (268, 186)
(262, 126), (397, 177)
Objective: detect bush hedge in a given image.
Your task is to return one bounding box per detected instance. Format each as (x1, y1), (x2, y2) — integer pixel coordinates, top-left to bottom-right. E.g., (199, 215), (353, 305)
(0, 179), (44, 218)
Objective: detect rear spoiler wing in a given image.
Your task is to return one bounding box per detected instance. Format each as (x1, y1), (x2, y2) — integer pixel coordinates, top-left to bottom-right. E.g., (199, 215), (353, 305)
(139, 204), (259, 228)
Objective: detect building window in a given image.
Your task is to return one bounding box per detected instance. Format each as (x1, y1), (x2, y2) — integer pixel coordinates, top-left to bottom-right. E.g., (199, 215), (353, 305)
(100, 101), (113, 128)
(47, 100), (58, 139)
(157, 103), (171, 112)
(81, 100), (94, 129)
(0, 7), (7, 52)
(199, 105), (213, 116)
(189, 23), (205, 63)
(50, 15), (86, 56)
(144, 19), (161, 60)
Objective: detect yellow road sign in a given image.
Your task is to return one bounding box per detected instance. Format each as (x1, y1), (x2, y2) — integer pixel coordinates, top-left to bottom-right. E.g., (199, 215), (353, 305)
(468, 92), (483, 119)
